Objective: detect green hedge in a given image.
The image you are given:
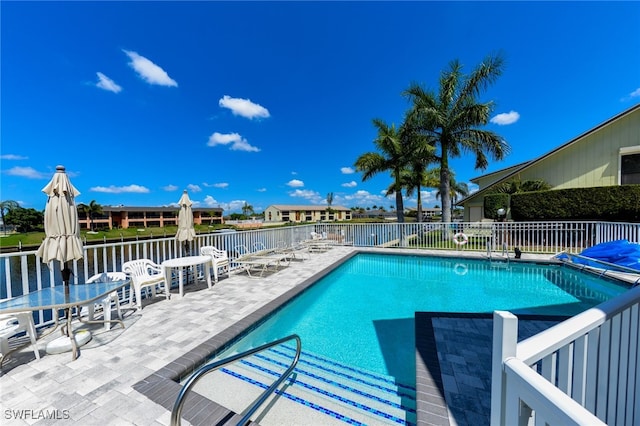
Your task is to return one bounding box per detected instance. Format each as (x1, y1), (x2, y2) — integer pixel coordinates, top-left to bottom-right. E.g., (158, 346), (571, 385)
(509, 185), (640, 221)
(483, 193), (510, 219)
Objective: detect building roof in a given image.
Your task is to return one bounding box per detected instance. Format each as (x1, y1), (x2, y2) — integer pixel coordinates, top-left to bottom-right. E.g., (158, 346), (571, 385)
(468, 161), (532, 183)
(102, 205), (223, 213)
(458, 103), (640, 205)
(267, 204), (350, 211)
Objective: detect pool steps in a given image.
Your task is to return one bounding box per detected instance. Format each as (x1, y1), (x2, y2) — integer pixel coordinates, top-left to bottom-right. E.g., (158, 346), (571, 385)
(192, 344), (417, 425)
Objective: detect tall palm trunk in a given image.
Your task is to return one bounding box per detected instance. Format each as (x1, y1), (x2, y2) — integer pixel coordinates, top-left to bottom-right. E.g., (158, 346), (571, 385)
(395, 190), (405, 223)
(416, 184), (423, 223)
(440, 146), (452, 224)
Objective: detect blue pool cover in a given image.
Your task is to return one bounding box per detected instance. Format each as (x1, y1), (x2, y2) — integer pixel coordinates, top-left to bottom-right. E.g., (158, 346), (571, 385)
(567, 239), (640, 270)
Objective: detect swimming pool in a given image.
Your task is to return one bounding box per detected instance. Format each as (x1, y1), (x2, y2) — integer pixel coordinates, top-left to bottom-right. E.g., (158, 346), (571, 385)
(209, 253), (628, 386)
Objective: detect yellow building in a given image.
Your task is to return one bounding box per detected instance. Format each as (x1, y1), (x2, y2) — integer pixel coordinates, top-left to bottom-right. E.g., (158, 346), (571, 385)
(264, 205), (351, 223)
(459, 104), (640, 221)
(78, 206), (224, 230)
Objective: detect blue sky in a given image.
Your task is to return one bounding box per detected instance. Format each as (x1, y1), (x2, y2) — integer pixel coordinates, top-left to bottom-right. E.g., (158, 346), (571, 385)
(2, 1), (639, 214)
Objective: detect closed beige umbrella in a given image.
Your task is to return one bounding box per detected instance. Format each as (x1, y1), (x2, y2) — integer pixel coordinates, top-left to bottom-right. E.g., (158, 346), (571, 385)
(175, 190), (195, 255)
(36, 165), (83, 289)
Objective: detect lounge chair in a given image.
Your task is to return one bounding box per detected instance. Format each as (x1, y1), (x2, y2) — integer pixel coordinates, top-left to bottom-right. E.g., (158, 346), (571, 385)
(303, 233), (333, 252)
(234, 244), (289, 277)
(0, 304), (40, 366)
(122, 259), (170, 310)
(83, 272), (128, 331)
(199, 246), (230, 283)
(276, 240), (310, 261)
(252, 242), (294, 263)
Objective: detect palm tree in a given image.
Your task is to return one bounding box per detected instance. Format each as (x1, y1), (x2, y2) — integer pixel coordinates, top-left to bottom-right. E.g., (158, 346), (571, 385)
(241, 202), (254, 218)
(493, 178), (552, 194)
(395, 114), (437, 223)
(0, 200), (19, 235)
(355, 119), (410, 222)
(440, 180), (469, 215)
(77, 200), (103, 232)
(405, 53), (510, 223)
(326, 192), (334, 218)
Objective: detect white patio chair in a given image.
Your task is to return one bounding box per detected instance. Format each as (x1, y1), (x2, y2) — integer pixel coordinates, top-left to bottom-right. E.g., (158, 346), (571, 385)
(199, 246), (230, 283)
(83, 272), (127, 331)
(122, 259), (170, 310)
(0, 302), (40, 366)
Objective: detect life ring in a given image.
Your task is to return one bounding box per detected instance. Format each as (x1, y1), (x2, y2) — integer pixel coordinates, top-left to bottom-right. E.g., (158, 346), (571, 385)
(454, 263), (468, 275)
(452, 232), (468, 246)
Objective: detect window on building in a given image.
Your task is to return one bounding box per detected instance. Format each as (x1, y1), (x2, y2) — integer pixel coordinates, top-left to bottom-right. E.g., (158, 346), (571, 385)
(621, 152), (640, 184)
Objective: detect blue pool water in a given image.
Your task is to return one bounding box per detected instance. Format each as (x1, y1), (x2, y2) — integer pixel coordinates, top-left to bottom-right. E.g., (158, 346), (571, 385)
(217, 253), (628, 385)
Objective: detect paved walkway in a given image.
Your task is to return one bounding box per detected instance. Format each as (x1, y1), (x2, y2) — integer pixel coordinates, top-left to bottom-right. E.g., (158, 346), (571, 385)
(0, 247), (554, 425)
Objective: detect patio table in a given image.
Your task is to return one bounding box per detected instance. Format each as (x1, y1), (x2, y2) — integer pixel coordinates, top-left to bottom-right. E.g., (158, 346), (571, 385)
(161, 255), (213, 298)
(0, 280), (128, 361)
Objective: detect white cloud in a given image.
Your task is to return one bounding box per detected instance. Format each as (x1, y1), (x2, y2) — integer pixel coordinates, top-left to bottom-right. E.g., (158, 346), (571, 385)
(203, 182), (228, 188)
(203, 195), (218, 206)
(287, 179), (304, 188)
(341, 167), (354, 174)
(342, 181), (357, 188)
(213, 199), (247, 212)
(95, 72), (122, 93)
(343, 190), (384, 205)
(288, 189), (323, 204)
(218, 95), (270, 120)
(257, 188), (267, 192)
(4, 166), (47, 179)
(90, 184), (150, 194)
(163, 184), (178, 191)
(207, 132), (260, 152)
(291, 171), (298, 175)
(187, 184), (202, 193)
(123, 50), (178, 87)
(630, 88), (640, 98)
(1, 154), (28, 160)
(490, 111), (520, 125)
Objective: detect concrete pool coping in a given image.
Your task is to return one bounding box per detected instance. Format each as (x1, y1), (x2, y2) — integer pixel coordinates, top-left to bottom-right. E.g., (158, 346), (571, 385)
(133, 248), (571, 425)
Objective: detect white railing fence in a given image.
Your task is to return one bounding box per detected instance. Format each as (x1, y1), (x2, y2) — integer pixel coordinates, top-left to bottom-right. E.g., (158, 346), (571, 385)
(491, 285), (640, 426)
(1, 221), (639, 330)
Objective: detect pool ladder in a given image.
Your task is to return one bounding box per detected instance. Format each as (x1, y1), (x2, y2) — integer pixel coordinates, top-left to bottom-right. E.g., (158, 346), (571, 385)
(487, 240), (510, 267)
(170, 334), (302, 426)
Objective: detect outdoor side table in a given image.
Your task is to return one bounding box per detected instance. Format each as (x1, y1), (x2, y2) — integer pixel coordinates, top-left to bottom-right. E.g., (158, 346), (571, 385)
(161, 255), (213, 298)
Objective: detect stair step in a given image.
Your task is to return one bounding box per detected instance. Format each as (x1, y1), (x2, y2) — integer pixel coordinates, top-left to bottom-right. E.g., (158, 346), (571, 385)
(274, 345), (416, 399)
(263, 347), (416, 407)
(194, 344), (417, 425)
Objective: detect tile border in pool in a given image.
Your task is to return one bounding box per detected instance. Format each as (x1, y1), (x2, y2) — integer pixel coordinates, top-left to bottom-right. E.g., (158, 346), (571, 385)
(132, 248), (582, 425)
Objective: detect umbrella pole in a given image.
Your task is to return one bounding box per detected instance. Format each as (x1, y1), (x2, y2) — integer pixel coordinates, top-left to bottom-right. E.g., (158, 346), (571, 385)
(61, 263), (72, 294)
(61, 263), (72, 336)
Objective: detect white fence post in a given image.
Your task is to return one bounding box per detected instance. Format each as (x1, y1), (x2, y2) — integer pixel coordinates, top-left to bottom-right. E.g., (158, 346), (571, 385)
(491, 310), (519, 426)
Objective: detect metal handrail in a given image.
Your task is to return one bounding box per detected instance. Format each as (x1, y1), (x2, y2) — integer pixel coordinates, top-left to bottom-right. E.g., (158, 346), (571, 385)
(555, 252), (640, 285)
(170, 334), (302, 426)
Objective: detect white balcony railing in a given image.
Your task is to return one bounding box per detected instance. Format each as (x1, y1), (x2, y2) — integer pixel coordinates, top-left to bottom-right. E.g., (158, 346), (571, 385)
(491, 284), (640, 426)
(2, 221), (640, 328)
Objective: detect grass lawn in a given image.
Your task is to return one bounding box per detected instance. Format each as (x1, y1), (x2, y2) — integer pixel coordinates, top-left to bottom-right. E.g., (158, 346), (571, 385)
(0, 224), (233, 250)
